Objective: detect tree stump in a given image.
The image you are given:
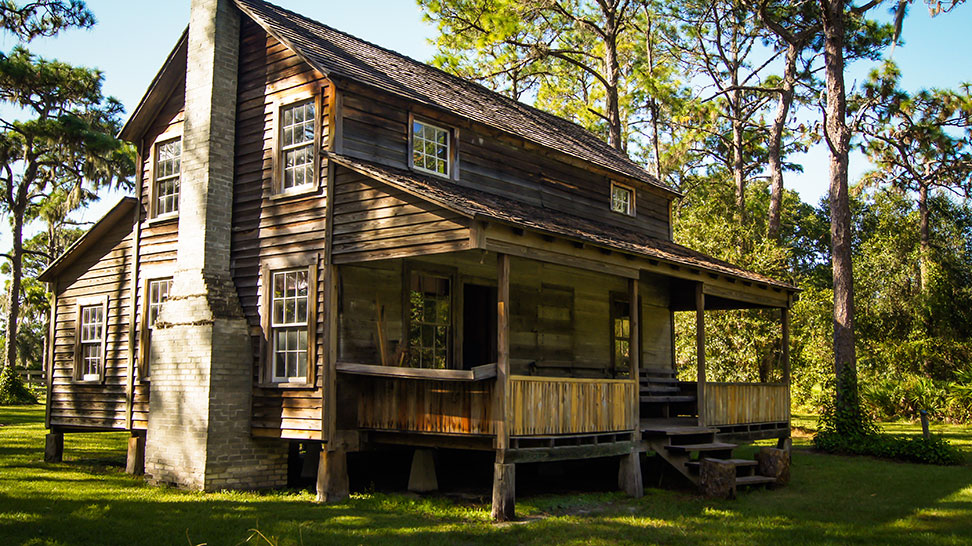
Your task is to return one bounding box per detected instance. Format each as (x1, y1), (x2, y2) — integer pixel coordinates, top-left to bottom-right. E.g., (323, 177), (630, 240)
(757, 447), (790, 485)
(700, 458), (736, 499)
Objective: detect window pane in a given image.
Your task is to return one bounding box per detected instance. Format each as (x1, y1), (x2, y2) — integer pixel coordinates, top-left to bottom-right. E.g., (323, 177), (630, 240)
(411, 121), (450, 176)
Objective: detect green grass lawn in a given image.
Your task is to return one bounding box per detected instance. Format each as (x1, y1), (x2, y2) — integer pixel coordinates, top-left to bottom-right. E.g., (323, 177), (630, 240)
(2, 405), (971, 545)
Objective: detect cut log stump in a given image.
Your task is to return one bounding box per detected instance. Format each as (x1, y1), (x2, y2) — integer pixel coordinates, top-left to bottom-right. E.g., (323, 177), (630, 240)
(316, 448), (349, 503)
(126, 432), (145, 475)
(757, 447), (790, 485)
(618, 451), (644, 498)
(700, 458), (736, 499)
(491, 462), (515, 522)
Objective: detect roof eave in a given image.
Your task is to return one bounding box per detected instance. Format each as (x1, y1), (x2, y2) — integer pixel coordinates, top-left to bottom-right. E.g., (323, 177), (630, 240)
(38, 197), (138, 282)
(118, 28), (189, 143)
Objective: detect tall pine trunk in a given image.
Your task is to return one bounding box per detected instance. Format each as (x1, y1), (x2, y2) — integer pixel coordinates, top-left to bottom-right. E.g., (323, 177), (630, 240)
(918, 182), (930, 295)
(767, 43), (799, 241)
(820, 0), (858, 418)
(3, 207), (24, 372)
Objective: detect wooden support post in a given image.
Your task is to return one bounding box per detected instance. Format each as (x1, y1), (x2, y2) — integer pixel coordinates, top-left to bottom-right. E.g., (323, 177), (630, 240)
(495, 253), (510, 451)
(781, 306), (791, 426)
(126, 431), (146, 475)
(316, 448), (349, 503)
(695, 283), (706, 427)
(44, 431), (63, 463)
(408, 449), (438, 493)
(618, 451), (643, 498)
(323, 263), (338, 446)
(491, 460), (515, 522)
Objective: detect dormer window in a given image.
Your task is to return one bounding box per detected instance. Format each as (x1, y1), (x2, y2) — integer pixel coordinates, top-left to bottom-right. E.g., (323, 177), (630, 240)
(611, 182), (635, 217)
(410, 117), (452, 178)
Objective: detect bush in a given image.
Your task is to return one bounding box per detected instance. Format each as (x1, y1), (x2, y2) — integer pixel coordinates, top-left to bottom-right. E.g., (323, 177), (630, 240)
(0, 366), (38, 405)
(814, 368), (963, 465)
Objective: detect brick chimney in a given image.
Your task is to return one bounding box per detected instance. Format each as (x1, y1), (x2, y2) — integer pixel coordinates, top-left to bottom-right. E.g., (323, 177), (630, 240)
(144, 0), (286, 491)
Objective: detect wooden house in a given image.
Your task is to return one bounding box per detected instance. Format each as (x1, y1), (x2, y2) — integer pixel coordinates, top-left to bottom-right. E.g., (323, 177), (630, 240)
(38, 0), (798, 519)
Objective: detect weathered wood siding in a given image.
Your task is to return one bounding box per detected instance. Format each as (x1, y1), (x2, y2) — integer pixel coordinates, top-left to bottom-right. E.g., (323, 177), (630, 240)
(509, 376), (637, 436)
(331, 166), (471, 263)
(50, 219), (133, 430)
(355, 378), (495, 435)
(130, 73), (186, 431)
(232, 18), (331, 440)
(639, 273), (674, 371)
(340, 82), (672, 240)
(703, 383), (790, 426)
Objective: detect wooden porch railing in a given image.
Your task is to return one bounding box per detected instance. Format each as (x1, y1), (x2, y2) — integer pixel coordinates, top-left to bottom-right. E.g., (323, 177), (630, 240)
(702, 382), (790, 426)
(509, 376), (637, 436)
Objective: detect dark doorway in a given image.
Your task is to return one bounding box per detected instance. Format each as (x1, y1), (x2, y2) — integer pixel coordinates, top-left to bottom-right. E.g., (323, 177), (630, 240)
(462, 283), (497, 369)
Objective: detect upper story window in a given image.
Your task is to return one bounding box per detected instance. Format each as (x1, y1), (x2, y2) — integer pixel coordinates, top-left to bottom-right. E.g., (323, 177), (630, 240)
(76, 299), (107, 382)
(611, 182), (635, 216)
(410, 119), (451, 178)
(278, 99), (317, 193)
(154, 138), (181, 218)
(271, 269), (310, 383)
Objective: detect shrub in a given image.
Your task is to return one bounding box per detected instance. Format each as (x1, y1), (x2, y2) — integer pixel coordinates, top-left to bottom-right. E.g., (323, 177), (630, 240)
(0, 366), (38, 405)
(815, 368), (963, 465)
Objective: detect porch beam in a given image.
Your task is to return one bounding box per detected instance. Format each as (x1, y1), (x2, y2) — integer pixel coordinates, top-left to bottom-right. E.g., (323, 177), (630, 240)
(495, 252), (511, 450)
(622, 278), (643, 498)
(782, 306), (791, 426)
(696, 282), (706, 427)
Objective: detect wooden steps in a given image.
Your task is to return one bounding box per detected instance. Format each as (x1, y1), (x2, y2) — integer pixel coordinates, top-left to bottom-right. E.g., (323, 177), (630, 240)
(665, 442), (737, 453)
(735, 475), (777, 487)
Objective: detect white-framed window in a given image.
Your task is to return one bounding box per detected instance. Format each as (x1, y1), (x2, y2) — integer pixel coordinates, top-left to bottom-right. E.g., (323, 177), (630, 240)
(407, 270), (453, 369)
(141, 277), (172, 379)
(410, 119), (451, 178)
(278, 99), (316, 193)
(154, 138), (181, 217)
(77, 301), (106, 382)
(271, 269), (310, 383)
(611, 182), (635, 216)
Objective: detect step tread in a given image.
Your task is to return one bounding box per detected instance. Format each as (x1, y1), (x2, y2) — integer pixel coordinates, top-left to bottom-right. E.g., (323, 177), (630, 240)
(640, 367), (677, 375)
(640, 386), (680, 393)
(641, 425), (719, 435)
(642, 376), (678, 384)
(640, 395), (697, 403)
(685, 458), (758, 468)
(736, 475), (777, 486)
(665, 442), (737, 452)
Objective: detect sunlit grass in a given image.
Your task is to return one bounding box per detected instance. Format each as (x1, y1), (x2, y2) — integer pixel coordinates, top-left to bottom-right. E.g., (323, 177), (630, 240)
(2, 404), (971, 545)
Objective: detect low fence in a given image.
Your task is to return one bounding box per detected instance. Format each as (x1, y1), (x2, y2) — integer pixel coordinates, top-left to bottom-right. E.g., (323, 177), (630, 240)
(703, 382), (789, 426)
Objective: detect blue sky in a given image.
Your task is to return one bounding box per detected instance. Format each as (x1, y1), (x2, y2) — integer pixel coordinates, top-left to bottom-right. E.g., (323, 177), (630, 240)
(1, 0), (970, 248)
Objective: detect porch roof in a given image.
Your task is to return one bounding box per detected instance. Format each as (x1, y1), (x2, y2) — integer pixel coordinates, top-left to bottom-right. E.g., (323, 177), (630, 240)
(328, 153), (798, 293)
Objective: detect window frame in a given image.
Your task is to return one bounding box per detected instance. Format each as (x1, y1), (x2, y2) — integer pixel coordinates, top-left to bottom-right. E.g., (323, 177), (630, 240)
(610, 181), (636, 217)
(609, 291), (642, 378)
(150, 136), (182, 220)
(408, 113), (458, 181)
(272, 92), (322, 198)
(261, 261), (318, 386)
(403, 263), (458, 370)
(138, 276), (173, 381)
(74, 295), (108, 383)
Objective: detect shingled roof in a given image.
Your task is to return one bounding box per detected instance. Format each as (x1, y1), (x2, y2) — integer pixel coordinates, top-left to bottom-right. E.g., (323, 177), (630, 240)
(328, 153), (795, 291)
(234, 0), (671, 194)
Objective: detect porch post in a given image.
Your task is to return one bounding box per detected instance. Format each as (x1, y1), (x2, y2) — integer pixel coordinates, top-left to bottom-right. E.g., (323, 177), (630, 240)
(781, 306), (791, 425)
(695, 283), (706, 427)
(619, 277), (643, 498)
(492, 252), (514, 522)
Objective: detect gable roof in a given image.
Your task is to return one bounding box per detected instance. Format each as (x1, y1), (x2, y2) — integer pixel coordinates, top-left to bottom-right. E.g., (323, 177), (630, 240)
(328, 153), (796, 292)
(118, 29), (188, 143)
(234, 0), (673, 195)
(38, 197), (137, 283)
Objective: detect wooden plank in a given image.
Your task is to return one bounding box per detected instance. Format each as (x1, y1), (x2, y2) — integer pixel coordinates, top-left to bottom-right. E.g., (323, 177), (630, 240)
(335, 361), (496, 381)
(696, 283), (706, 427)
